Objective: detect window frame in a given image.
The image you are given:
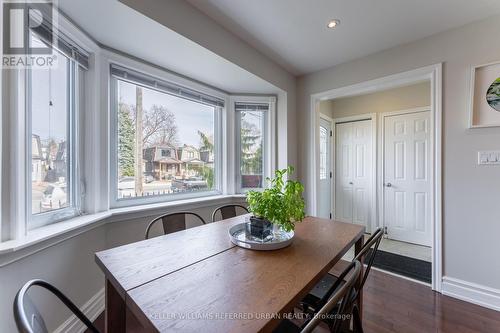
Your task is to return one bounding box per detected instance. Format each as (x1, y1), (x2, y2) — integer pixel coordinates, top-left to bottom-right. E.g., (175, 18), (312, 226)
(26, 42), (82, 230)
(108, 64), (225, 208)
(233, 96), (276, 193)
(0, 11), (97, 240)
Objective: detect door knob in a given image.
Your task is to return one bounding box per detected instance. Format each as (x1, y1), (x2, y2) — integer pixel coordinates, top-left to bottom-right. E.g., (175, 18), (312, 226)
(384, 182), (392, 187)
(349, 182), (353, 185)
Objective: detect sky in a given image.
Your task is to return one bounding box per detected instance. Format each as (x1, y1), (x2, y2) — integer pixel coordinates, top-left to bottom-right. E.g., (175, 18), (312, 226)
(119, 80), (215, 147)
(31, 46), (68, 143)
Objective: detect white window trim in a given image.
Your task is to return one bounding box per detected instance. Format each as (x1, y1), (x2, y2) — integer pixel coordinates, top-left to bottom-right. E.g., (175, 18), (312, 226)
(104, 51), (229, 208)
(28, 51), (81, 229)
(2, 11), (100, 240)
(231, 95), (276, 193)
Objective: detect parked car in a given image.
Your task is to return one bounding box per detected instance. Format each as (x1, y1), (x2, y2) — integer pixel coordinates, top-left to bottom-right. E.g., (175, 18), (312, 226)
(172, 177), (208, 191)
(41, 184), (67, 210)
(118, 177), (135, 197)
(118, 177), (135, 190)
(144, 175), (155, 183)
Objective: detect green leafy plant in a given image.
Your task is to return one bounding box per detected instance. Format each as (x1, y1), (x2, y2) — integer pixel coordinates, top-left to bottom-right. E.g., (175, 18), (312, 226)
(246, 166), (306, 232)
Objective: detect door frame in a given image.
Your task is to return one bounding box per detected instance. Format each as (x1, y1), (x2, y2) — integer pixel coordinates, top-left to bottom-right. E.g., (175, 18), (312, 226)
(332, 114), (377, 234)
(378, 107), (432, 246)
(309, 63), (442, 292)
(319, 113), (334, 218)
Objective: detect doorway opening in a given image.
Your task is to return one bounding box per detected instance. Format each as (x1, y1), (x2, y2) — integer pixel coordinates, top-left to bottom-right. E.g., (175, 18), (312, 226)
(311, 64), (442, 290)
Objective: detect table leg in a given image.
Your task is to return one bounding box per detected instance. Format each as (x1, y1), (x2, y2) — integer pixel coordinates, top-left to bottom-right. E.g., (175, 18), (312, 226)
(354, 234), (364, 321)
(105, 279), (126, 333)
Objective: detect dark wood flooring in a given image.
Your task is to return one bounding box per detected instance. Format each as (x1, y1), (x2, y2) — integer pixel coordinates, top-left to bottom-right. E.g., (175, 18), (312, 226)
(88, 267), (500, 333)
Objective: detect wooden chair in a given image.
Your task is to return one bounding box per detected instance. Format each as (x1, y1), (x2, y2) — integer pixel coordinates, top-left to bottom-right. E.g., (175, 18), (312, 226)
(13, 279), (100, 333)
(299, 228), (384, 328)
(274, 261), (362, 333)
(211, 204), (249, 222)
(145, 211), (206, 239)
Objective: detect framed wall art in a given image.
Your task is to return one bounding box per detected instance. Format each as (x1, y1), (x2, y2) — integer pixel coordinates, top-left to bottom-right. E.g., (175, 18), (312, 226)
(468, 61), (500, 128)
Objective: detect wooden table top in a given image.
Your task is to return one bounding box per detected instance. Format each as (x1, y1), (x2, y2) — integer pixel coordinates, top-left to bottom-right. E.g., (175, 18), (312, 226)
(95, 215), (244, 296)
(99, 215), (364, 333)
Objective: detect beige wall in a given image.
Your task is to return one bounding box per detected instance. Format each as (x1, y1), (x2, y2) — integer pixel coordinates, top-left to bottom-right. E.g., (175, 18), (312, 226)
(320, 81), (430, 119)
(298, 14), (500, 291)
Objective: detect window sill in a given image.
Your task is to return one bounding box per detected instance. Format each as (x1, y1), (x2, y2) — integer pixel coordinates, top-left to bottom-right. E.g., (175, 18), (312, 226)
(0, 194), (246, 266)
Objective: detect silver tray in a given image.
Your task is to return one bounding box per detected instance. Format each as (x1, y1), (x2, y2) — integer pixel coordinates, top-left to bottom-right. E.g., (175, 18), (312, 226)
(229, 222), (294, 251)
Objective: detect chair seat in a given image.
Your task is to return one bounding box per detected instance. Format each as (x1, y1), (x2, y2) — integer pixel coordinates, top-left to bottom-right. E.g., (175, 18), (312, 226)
(309, 273), (339, 300)
(301, 273), (342, 312)
(273, 319), (302, 333)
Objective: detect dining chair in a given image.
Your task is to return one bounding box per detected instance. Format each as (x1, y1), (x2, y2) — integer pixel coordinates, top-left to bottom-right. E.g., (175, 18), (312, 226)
(13, 279), (100, 333)
(211, 204), (249, 222)
(145, 211), (206, 239)
(299, 228), (384, 322)
(274, 260), (362, 333)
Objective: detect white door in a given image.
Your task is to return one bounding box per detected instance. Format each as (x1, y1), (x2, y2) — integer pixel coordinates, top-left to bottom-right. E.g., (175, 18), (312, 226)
(383, 111), (431, 246)
(335, 120), (372, 230)
(318, 118), (332, 218)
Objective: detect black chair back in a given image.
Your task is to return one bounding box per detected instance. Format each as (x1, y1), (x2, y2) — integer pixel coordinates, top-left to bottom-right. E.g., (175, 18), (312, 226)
(13, 280), (100, 333)
(353, 227), (384, 291)
(145, 211), (206, 239)
(301, 261), (362, 333)
(211, 204), (249, 222)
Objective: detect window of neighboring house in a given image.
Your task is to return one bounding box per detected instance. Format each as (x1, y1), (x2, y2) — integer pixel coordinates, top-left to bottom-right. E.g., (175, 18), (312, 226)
(235, 100), (274, 192)
(28, 30), (88, 228)
(161, 149), (170, 157)
(111, 65), (222, 206)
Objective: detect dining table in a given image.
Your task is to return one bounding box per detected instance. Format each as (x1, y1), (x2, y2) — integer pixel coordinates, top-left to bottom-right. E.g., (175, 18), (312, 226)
(95, 214), (365, 333)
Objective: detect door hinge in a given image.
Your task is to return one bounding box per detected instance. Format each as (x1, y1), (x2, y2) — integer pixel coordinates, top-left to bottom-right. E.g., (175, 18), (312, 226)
(329, 171), (333, 178)
(383, 226), (388, 235)
(329, 213), (332, 219)
(330, 130), (333, 137)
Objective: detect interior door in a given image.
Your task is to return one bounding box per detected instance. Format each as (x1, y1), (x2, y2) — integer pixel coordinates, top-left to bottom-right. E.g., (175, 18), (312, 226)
(383, 111), (431, 246)
(318, 118), (332, 218)
(335, 120), (372, 230)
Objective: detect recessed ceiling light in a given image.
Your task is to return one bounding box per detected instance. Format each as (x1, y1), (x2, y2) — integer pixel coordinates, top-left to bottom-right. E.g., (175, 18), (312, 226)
(327, 19), (340, 29)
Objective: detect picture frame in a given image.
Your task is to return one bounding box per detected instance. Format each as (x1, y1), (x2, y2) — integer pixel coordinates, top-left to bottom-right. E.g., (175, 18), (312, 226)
(468, 60), (500, 128)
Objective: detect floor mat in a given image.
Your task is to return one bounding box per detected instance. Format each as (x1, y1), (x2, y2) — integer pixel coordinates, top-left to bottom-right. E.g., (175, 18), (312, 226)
(368, 249), (431, 283)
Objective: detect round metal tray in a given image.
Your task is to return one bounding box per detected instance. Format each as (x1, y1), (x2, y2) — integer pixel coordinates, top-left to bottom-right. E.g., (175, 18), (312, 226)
(229, 222), (294, 251)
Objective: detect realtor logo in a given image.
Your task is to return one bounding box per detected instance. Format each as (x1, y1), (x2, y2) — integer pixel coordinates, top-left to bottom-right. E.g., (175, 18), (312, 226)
(2, 0), (57, 68)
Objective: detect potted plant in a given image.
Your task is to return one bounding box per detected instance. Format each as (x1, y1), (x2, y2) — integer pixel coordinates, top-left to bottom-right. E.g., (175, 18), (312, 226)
(246, 166), (306, 240)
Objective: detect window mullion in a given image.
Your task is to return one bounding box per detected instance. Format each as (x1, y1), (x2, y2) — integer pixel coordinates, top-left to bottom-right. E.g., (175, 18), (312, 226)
(10, 68), (29, 239)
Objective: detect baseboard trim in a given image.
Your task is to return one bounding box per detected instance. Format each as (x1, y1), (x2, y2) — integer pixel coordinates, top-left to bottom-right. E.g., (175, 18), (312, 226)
(442, 276), (500, 312)
(54, 288), (105, 333)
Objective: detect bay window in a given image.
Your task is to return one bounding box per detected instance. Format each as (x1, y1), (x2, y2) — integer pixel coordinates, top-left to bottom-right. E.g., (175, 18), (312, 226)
(110, 65), (223, 206)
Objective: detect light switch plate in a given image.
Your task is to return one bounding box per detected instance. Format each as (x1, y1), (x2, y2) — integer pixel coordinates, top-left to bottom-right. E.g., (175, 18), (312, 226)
(478, 151), (500, 165)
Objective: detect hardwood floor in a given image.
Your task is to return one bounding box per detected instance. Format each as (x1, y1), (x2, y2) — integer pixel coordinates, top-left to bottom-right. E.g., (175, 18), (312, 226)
(362, 269), (500, 333)
(88, 267), (500, 333)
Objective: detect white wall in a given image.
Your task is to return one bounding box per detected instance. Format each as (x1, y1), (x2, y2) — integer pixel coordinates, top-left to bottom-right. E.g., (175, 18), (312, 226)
(298, 15), (500, 291)
(320, 81), (431, 119)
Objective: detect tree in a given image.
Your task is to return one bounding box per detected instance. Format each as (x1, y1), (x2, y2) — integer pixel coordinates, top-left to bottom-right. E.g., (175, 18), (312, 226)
(135, 86), (144, 195)
(143, 104), (178, 147)
(197, 130), (214, 152)
(197, 130), (214, 189)
(240, 117), (262, 174)
(118, 102), (135, 177)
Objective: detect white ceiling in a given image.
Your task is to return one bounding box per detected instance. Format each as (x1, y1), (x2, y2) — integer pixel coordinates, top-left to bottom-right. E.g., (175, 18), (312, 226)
(58, 0), (279, 94)
(188, 0), (500, 75)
